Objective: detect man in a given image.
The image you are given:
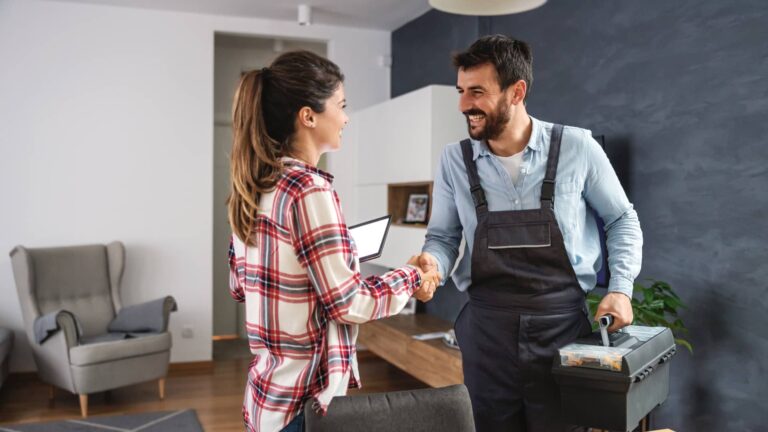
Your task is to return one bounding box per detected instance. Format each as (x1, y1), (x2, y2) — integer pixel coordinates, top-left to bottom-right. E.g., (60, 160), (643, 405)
(417, 35), (643, 431)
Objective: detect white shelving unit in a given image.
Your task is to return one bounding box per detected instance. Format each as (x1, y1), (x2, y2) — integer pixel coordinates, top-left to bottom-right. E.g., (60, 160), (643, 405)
(339, 85), (467, 269)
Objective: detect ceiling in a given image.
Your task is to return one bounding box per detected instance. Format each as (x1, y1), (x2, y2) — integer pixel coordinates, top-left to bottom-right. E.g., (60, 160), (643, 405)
(45, 0), (434, 31)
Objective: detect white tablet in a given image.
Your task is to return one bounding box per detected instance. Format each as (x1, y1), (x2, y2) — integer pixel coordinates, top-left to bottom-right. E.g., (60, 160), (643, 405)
(348, 215), (392, 262)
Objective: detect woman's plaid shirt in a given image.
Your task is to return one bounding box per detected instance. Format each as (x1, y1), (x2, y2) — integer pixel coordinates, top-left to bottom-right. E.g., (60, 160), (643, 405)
(228, 158), (422, 432)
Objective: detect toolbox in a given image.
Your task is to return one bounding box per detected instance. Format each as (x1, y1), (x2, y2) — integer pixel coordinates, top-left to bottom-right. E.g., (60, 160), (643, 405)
(552, 325), (677, 431)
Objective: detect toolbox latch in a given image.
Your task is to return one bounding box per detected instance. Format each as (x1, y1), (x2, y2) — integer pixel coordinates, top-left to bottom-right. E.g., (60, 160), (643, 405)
(658, 348), (677, 364)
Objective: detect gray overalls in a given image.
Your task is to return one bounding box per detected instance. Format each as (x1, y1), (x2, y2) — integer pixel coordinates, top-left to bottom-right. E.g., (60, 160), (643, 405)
(455, 124), (592, 431)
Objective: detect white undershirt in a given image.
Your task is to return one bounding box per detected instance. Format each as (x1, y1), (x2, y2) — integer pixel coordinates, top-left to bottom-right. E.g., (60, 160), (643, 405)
(495, 151), (525, 184)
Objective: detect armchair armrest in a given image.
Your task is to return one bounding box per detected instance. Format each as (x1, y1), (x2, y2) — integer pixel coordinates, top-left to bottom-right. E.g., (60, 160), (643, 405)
(161, 296), (177, 332)
(34, 310), (82, 347)
(108, 296), (178, 333)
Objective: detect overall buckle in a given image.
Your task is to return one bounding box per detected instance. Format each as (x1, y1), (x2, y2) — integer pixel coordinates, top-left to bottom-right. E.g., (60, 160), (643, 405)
(470, 185), (487, 209)
(541, 179), (555, 209)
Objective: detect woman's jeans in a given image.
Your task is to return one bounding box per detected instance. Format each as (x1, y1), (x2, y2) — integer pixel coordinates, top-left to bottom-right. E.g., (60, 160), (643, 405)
(279, 412), (305, 432)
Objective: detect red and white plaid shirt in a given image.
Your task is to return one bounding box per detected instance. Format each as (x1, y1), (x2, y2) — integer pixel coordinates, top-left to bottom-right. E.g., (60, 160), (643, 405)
(228, 158), (421, 432)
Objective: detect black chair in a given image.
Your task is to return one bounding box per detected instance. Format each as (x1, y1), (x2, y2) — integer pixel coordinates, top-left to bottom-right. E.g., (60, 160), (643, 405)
(304, 384), (475, 432)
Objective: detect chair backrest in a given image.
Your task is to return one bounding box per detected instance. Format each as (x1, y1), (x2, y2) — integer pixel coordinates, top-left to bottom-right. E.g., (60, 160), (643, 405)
(14, 244), (119, 338)
(304, 384), (475, 432)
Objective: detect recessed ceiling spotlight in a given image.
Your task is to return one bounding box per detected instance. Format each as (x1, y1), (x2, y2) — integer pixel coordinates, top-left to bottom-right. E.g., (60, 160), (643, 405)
(298, 4), (312, 26)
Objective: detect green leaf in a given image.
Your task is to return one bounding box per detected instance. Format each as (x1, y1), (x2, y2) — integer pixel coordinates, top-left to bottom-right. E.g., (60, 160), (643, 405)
(655, 280), (672, 293)
(675, 338), (693, 353)
(642, 287), (655, 302)
(637, 309), (666, 325)
(663, 296), (682, 309)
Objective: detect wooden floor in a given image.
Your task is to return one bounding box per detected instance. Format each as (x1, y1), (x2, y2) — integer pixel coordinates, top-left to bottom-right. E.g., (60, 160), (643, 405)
(0, 351), (427, 431)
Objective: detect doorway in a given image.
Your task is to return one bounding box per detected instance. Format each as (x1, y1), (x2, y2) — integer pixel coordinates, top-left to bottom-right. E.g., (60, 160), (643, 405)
(212, 33), (327, 359)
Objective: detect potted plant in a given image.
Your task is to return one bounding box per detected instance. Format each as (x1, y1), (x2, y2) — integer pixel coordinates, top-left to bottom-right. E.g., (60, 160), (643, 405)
(587, 279), (693, 353)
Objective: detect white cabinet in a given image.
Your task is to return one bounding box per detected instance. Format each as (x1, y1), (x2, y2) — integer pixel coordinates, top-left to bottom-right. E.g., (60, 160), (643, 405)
(355, 184), (388, 222)
(355, 85), (466, 185)
(376, 225), (429, 268)
(341, 85), (466, 269)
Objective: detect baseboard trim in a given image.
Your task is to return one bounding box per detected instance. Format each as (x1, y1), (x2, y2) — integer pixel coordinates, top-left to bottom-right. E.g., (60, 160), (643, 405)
(7, 370), (38, 381)
(9, 360), (215, 380)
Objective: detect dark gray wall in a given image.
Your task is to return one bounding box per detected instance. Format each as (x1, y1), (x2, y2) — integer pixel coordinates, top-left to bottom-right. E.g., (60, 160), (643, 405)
(392, 2), (768, 431)
(391, 12), (479, 98)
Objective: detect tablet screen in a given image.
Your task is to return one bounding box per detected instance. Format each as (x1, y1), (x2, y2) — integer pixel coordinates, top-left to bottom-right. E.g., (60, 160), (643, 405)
(348, 215), (391, 262)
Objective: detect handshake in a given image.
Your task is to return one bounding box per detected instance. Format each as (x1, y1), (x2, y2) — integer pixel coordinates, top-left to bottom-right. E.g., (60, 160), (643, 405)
(407, 252), (442, 303)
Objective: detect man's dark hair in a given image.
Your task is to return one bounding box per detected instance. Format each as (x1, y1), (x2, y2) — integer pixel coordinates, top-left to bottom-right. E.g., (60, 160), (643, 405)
(453, 35), (533, 100)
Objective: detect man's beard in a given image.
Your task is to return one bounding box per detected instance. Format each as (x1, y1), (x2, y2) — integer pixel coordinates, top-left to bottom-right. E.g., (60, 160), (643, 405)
(464, 98), (510, 141)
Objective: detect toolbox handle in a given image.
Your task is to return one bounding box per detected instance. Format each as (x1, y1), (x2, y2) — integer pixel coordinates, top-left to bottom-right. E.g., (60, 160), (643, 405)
(598, 314), (613, 347)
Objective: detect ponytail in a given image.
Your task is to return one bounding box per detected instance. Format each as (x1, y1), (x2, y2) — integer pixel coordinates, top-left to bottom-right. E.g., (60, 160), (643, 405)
(227, 69), (282, 245)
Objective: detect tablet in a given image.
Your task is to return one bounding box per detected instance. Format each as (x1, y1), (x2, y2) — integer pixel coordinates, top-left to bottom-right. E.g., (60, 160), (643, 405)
(348, 215), (392, 262)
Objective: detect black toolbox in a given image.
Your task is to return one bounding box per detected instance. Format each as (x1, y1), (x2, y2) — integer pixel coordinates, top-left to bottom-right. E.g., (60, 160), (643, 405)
(552, 326), (677, 431)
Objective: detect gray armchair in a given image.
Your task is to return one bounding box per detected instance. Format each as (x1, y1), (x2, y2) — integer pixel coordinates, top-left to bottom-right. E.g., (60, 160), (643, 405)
(9, 242), (175, 417)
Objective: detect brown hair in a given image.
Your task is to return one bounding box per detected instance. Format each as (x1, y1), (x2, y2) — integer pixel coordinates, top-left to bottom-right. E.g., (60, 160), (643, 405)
(453, 34), (533, 101)
(227, 50), (344, 245)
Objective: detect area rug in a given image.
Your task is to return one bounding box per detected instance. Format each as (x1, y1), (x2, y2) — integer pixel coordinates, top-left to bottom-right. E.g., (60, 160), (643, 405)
(0, 409), (203, 432)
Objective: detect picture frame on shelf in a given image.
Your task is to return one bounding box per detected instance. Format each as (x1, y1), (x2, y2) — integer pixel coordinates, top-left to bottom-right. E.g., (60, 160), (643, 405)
(404, 193), (429, 223)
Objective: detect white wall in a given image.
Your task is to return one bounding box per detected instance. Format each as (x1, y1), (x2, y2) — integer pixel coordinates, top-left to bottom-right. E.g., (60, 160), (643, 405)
(0, 0), (390, 371)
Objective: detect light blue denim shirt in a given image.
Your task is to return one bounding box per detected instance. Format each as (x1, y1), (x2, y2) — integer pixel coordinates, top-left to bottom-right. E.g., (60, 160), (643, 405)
(422, 116), (643, 298)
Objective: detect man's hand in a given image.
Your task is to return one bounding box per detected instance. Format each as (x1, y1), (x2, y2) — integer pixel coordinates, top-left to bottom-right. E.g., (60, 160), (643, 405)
(594, 292), (634, 332)
(407, 254), (441, 302)
(418, 252), (439, 274)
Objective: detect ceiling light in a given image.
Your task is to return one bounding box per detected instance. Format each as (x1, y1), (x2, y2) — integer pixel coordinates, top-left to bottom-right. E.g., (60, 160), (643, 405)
(429, 0), (546, 15)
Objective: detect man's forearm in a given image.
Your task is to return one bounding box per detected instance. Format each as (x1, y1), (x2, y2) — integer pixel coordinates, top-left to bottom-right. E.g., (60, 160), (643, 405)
(605, 207), (643, 298)
(422, 237), (459, 285)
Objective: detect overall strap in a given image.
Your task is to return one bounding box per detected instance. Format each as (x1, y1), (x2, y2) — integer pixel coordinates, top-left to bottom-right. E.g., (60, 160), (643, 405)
(460, 139), (488, 216)
(541, 124), (564, 209)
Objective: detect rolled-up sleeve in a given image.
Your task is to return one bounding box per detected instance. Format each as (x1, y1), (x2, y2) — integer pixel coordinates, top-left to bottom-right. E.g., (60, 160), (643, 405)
(423, 147), (464, 282)
(291, 182), (421, 324)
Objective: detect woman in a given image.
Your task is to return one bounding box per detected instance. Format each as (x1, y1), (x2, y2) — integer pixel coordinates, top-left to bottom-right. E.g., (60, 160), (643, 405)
(227, 50), (440, 432)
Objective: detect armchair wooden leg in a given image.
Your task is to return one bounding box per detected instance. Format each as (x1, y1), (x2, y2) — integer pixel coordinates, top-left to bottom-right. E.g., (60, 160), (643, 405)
(158, 378), (166, 400)
(48, 385), (55, 400)
(79, 394), (88, 418)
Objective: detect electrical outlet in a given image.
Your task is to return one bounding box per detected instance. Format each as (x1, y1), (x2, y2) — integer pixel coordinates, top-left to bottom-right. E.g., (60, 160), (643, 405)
(181, 325), (194, 339)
